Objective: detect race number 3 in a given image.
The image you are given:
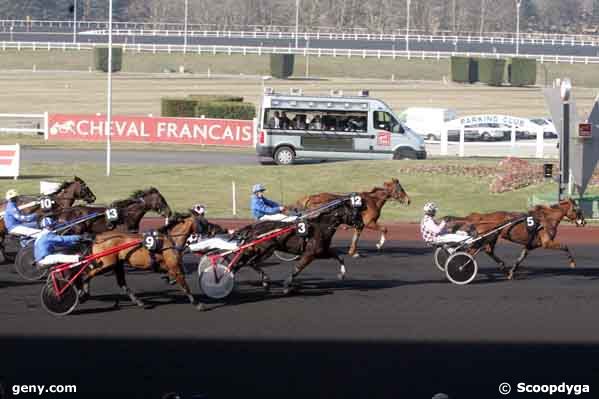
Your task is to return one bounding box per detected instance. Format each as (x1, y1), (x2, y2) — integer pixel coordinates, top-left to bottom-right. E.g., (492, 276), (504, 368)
(105, 208), (119, 222)
(526, 216), (535, 227)
(40, 197), (53, 210)
(296, 221), (308, 237)
(350, 195), (362, 208)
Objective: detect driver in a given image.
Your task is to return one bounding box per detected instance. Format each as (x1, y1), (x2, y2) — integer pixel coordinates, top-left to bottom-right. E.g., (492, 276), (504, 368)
(420, 202), (471, 245)
(4, 189), (41, 237)
(34, 217), (85, 267)
(250, 184), (297, 222)
(187, 204), (238, 251)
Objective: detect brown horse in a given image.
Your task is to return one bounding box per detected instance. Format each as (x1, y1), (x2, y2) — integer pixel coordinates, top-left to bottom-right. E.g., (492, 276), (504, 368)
(293, 178), (410, 257)
(0, 176), (96, 260)
(82, 214), (200, 310)
(56, 187), (172, 234)
(445, 199), (585, 280)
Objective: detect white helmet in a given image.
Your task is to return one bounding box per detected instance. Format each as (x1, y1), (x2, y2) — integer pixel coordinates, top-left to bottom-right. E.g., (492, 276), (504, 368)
(5, 189), (18, 201)
(191, 203), (206, 215)
(423, 202), (438, 215)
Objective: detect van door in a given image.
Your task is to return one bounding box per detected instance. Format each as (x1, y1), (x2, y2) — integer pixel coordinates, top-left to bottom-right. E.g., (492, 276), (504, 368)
(373, 111), (408, 158)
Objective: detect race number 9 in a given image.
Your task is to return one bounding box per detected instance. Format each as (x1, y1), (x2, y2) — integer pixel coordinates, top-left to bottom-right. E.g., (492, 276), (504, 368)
(40, 197), (53, 210)
(105, 208), (119, 222)
(526, 216), (535, 227)
(350, 194), (362, 208)
(144, 235), (156, 250)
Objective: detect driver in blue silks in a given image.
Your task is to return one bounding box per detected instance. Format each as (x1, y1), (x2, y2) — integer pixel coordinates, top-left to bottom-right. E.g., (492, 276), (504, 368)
(4, 189), (41, 237)
(250, 183), (296, 222)
(34, 217), (85, 267)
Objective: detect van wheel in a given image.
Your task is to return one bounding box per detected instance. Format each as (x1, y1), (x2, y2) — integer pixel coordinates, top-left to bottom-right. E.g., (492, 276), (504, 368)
(274, 146), (295, 165)
(393, 148), (415, 160)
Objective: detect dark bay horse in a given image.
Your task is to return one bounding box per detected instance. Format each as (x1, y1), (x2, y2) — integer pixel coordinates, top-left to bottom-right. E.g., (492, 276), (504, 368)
(232, 198), (363, 293)
(445, 199), (585, 280)
(83, 214), (200, 310)
(0, 176), (96, 260)
(56, 187), (172, 234)
(293, 178), (410, 257)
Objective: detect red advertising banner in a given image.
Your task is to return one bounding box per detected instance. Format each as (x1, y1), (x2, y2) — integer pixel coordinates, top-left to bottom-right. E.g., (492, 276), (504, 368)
(47, 114), (255, 147)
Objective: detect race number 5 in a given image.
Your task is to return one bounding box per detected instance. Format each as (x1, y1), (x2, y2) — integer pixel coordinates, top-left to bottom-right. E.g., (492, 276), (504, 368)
(350, 194), (362, 208)
(105, 208), (119, 222)
(526, 216), (535, 227)
(40, 197), (53, 210)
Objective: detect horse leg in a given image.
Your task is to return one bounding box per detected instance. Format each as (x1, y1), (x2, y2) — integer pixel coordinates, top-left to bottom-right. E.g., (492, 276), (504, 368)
(507, 248), (528, 280)
(540, 236), (576, 269)
(169, 268), (201, 310)
(283, 255), (314, 295)
(483, 239), (506, 271)
(114, 263), (148, 308)
(250, 264), (271, 289)
(348, 228), (363, 258)
(371, 224), (388, 251)
(325, 247), (347, 280)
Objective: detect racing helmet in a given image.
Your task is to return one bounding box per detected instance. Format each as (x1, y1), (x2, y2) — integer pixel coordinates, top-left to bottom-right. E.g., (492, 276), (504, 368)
(40, 217), (55, 229)
(423, 202), (438, 216)
(252, 183), (266, 194)
(191, 203), (206, 216)
(5, 189), (18, 201)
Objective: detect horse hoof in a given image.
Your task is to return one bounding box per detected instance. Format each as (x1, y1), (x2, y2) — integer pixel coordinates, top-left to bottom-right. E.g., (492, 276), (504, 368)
(352, 253), (361, 258)
(337, 273), (345, 280)
(570, 262), (576, 269)
(507, 271), (515, 280)
(196, 303), (205, 312)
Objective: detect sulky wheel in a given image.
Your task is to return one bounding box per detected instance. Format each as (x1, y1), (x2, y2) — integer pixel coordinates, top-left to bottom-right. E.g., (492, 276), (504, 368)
(445, 252), (478, 285)
(433, 246), (451, 272)
(40, 276), (79, 316)
(274, 251), (300, 262)
(198, 261), (235, 299)
(15, 243), (48, 281)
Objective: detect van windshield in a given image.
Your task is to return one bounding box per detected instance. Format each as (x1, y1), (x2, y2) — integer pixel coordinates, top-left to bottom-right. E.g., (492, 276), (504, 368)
(374, 111), (402, 133)
(263, 108), (367, 132)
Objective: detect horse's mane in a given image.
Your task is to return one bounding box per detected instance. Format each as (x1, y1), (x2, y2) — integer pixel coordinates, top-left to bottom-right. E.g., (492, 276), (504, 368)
(158, 212), (191, 233)
(111, 187), (160, 208)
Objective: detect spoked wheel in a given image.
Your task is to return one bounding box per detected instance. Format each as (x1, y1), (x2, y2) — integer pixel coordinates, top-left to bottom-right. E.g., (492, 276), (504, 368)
(198, 260), (236, 299)
(445, 252), (478, 285)
(15, 244), (48, 281)
(40, 276), (79, 316)
(274, 251), (300, 262)
(433, 247), (451, 272)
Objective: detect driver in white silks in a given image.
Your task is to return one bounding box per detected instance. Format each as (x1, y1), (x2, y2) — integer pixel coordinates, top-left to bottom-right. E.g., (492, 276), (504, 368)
(420, 202), (472, 245)
(187, 204), (239, 252)
(34, 217), (84, 267)
(250, 183), (298, 222)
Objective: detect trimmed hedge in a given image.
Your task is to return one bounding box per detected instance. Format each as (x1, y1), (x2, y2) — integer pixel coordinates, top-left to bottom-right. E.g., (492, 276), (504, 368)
(195, 101), (256, 120)
(508, 58), (537, 86)
(450, 56), (478, 83)
(161, 98), (198, 117)
(93, 47), (122, 73)
(478, 58), (505, 86)
(188, 95), (244, 102)
(270, 54), (295, 79)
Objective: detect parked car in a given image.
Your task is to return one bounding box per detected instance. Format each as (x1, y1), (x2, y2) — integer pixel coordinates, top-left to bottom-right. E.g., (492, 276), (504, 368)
(530, 118), (558, 138)
(463, 123), (509, 141)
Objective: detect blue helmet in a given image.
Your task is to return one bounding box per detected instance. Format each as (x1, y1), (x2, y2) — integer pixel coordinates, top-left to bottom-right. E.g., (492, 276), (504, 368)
(252, 184), (266, 194)
(40, 217), (55, 229)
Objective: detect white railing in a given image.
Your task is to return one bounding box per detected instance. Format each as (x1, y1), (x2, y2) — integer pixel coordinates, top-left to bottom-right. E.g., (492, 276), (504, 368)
(0, 112), (47, 135)
(76, 28), (599, 47)
(2, 41), (599, 65)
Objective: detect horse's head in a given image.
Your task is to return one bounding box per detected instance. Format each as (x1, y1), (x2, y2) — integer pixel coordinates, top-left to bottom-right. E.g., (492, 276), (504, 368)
(563, 198), (586, 227)
(138, 187), (172, 218)
(384, 178), (410, 205)
(57, 176), (96, 204)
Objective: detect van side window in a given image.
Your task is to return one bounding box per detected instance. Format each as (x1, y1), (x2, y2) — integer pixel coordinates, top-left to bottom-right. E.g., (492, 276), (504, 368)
(374, 111), (403, 134)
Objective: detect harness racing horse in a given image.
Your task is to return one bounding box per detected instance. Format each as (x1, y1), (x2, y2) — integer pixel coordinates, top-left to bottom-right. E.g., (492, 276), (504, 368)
(82, 214), (200, 310)
(445, 199), (586, 280)
(0, 176), (96, 261)
(55, 187), (172, 234)
(293, 178), (410, 257)
(232, 198), (363, 294)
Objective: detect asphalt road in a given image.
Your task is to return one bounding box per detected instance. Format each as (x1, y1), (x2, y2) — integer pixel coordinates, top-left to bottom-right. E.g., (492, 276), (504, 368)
(2, 31), (599, 58)
(1, 239), (598, 398)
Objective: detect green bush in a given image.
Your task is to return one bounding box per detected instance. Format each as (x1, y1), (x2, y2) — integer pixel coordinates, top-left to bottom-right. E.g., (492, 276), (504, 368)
(270, 54), (295, 79)
(508, 58), (537, 86)
(161, 98), (198, 117)
(195, 101), (256, 120)
(93, 47), (122, 73)
(478, 58), (506, 86)
(188, 95), (244, 102)
(450, 56), (478, 83)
